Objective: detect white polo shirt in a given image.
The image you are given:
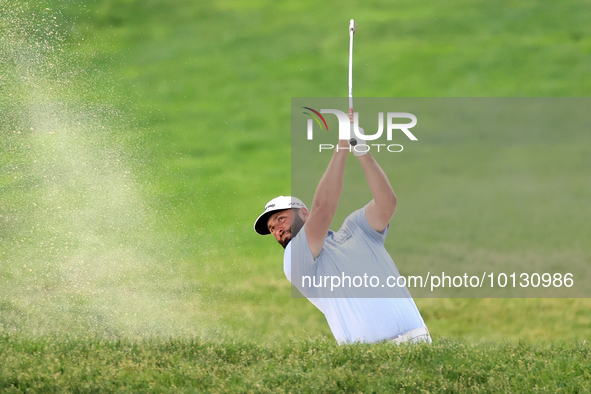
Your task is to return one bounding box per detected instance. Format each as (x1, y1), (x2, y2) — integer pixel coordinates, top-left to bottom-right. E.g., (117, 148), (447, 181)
(284, 206), (426, 344)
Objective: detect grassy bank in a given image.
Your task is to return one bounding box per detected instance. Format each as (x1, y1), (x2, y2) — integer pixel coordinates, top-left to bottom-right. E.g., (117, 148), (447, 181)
(1, 335), (590, 393)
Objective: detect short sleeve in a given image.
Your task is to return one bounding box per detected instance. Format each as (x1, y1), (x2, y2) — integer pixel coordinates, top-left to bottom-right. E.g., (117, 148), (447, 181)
(284, 229), (315, 282)
(286, 225), (319, 287)
(283, 228), (325, 313)
(291, 226), (316, 265)
(344, 204), (389, 244)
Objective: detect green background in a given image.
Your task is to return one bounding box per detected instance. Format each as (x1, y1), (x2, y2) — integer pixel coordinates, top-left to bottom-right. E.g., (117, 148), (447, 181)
(1, 0), (591, 343)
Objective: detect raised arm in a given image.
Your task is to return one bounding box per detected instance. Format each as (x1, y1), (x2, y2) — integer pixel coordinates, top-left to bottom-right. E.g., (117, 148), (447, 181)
(304, 139), (350, 259)
(357, 152), (397, 232)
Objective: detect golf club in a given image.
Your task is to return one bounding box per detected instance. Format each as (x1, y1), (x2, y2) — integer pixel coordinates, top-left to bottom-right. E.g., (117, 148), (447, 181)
(348, 19), (357, 146)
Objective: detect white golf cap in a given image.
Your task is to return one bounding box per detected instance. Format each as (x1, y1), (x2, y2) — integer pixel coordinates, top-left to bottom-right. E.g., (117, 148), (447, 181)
(254, 196), (308, 235)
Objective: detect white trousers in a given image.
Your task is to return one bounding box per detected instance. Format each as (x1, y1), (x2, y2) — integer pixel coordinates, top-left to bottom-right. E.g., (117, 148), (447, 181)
(385, 326), (432, 345)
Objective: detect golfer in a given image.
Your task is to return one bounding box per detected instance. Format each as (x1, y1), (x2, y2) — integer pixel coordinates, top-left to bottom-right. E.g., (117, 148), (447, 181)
(254, 135), (430, 345)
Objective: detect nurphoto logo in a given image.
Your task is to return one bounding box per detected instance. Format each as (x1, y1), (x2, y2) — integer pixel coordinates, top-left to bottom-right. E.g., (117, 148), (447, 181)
(302, 107), (418, 153)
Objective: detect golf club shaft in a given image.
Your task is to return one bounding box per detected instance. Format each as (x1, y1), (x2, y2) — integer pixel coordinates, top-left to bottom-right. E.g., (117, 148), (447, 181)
(348, 19), (355, 122)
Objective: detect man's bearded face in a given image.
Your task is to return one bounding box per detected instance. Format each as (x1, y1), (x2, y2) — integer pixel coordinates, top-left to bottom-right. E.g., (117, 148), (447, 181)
(267, 208), (305, 249)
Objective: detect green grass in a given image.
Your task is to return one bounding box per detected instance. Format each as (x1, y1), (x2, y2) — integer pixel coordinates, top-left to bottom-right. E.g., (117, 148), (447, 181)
(1, 0), (591, 390)
(1, 335), (590, 393)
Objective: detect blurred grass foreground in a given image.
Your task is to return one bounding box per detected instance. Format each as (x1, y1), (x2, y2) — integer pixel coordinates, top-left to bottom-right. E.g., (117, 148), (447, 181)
(1, 335), (590, 392)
